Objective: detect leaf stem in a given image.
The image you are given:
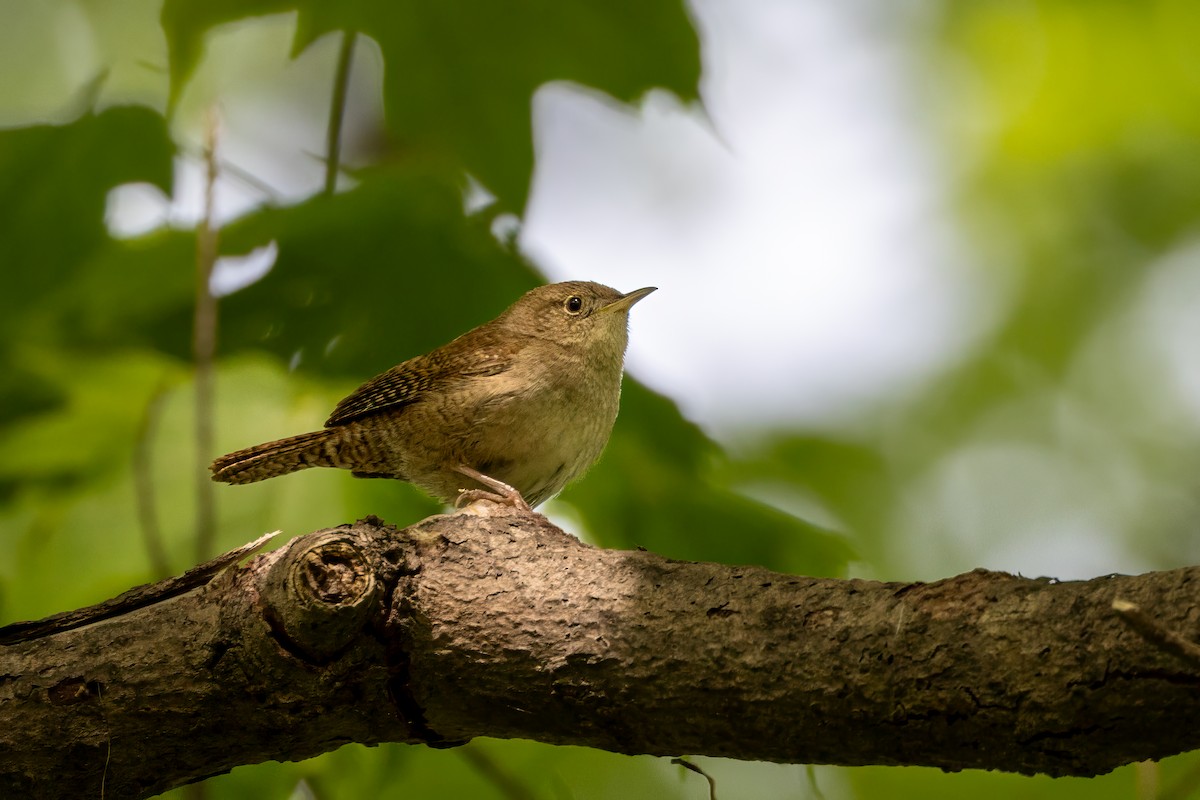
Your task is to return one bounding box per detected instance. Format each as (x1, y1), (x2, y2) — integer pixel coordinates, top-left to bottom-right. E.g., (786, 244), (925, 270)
(133, 380), (172, 578)
(325, 30), (357, 196)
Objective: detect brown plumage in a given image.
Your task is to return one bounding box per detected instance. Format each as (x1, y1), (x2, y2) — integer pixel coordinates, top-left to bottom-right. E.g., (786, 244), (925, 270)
(210, 281), (655, 508)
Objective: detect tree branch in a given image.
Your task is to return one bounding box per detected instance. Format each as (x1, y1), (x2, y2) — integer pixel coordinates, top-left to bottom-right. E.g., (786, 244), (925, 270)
(2, 509), (1199, 799)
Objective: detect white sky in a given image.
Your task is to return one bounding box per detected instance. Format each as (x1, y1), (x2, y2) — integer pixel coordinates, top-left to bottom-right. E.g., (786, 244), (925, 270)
(521, 0), (997, 435)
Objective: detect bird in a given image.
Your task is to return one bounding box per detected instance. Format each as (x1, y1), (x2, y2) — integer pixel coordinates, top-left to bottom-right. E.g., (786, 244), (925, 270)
(210, 280), (656, 510)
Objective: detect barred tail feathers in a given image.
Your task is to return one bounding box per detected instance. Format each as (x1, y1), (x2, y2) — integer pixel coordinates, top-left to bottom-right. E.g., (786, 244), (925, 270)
(210, 429), (341, 484)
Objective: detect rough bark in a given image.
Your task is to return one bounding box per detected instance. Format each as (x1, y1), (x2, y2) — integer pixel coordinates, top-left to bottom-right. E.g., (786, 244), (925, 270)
(1, 507), (1199, 799)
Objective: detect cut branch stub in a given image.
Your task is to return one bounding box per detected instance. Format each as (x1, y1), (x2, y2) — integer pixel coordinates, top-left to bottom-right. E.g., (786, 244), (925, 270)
(261, 531), (380, 664)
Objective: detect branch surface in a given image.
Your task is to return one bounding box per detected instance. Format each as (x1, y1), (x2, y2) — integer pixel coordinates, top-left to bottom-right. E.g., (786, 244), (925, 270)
(2, 509), (1199, 798)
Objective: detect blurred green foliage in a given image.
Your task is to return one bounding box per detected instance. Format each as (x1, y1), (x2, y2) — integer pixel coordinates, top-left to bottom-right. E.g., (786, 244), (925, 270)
(162, 0), (701, 209)
(1, 0), (1200, 798)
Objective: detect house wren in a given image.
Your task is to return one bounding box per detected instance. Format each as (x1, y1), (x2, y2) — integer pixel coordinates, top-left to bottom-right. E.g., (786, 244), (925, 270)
(210, 281), (655, 509)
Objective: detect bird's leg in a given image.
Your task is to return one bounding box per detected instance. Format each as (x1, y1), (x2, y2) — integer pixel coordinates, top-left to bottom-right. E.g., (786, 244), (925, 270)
(453, 465), (532, 512)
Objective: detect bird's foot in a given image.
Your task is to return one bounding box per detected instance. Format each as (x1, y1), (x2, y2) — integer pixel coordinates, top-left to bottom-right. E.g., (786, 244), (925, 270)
(453, 465), (532, 513)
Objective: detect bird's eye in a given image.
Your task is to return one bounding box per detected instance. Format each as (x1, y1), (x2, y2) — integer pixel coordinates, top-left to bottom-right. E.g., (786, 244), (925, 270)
(564, 295), (584, 315)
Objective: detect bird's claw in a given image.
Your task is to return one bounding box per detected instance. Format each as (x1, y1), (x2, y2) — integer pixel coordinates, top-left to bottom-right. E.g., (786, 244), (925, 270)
(453, 466), (532, 513)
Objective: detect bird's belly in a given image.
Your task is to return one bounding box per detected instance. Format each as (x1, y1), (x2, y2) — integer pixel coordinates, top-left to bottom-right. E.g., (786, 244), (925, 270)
(377, 372), (619, 506)
(461, 383), (617, 506)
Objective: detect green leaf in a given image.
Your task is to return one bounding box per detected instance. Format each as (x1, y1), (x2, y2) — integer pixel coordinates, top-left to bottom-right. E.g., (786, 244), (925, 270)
(161, 0), (701, 207)
(560, 382), (854, 577)
(0, 106), (174, 422)
(738, 434), (893, 562)
(10, 166), (541, 384)
(160, 0), (297, 111)
(0, 106), (173, 318)
(0, 349), (183, 483)
(217, 166), (542, 378)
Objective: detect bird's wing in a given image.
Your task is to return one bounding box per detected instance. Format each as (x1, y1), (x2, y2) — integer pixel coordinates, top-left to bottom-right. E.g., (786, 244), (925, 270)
(325, 328), (524, 427)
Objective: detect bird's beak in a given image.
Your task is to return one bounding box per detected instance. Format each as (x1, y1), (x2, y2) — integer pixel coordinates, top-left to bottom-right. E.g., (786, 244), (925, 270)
(600, 286), (657, 314)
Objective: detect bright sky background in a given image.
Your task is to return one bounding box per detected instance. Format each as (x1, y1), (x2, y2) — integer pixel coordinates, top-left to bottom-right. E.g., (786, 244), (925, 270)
(524, 0), (997, 435)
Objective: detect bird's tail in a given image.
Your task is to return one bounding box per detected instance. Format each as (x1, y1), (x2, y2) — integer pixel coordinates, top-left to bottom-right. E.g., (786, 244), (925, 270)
(210, 429), (340, 485)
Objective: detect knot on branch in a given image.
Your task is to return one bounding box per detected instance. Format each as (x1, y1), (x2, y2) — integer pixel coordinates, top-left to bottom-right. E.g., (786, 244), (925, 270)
(262, 531), (380, 664)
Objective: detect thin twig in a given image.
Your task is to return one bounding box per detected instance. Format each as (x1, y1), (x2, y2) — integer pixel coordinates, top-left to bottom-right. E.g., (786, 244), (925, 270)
(804, 764), (826, 800)
(672, 758), (718, 800)
(459, 742), (540, 800)
(1112, 598), (1200, 669)
(325, 30), (357, 196)
(175, 141), (283, 203)
(1134, 759), (1158, 800)
(193, 109), (220, 563)
(133, 380), (173, 578)
(1157, 751), (1200, 800)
